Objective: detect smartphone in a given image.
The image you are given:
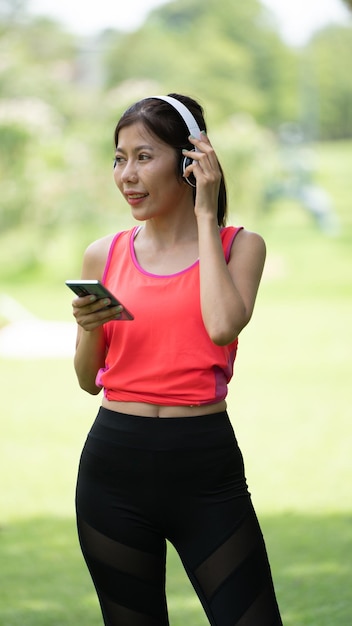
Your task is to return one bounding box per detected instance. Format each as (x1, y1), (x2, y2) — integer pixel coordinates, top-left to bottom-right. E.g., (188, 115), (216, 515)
(65, 279), (134, 320)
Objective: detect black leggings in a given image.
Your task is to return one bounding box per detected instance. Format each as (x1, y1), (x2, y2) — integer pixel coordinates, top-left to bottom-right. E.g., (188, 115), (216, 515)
(76, 408), (282, 626)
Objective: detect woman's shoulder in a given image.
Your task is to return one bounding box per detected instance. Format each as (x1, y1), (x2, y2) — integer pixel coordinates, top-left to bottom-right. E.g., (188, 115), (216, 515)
(221, 225), (265, 259)
(84, 233), (116, 261)
(228, 227), (266, 264)
(238, 228), (265, 250)
(81, 233), (118, 278)
(225, 225), (265, 247)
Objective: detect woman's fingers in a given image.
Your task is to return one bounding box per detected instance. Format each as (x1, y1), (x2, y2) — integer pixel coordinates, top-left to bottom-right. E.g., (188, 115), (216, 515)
(186, 134), (220, 171)
(72, 296), (123, 330)
(182, 136), (220, 183)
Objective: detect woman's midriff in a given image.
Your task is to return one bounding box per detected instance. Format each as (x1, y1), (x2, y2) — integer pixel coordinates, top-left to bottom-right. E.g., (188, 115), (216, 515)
(101, 398), (227, 418)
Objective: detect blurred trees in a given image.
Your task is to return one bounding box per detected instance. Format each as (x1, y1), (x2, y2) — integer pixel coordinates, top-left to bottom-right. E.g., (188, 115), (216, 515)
(0, 0), (351, 277)
(302, 25), (352, 140)
(104, 0), (299, 127)
(0, 11), (114, 277)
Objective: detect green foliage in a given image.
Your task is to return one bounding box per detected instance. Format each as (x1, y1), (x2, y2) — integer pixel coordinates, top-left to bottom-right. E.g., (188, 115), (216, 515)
(302, 25), (352, 139)
(0, 2), (351, 278)
(104, 0), (298, 126)
(0, 17), (76, 101)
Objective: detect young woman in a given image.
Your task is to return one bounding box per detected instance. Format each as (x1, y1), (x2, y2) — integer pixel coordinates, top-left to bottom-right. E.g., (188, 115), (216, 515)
(71, 94), (283, 626)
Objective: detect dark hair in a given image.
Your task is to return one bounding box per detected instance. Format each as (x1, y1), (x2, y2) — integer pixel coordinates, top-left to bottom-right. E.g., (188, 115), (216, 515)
(114, 93), (227, 227)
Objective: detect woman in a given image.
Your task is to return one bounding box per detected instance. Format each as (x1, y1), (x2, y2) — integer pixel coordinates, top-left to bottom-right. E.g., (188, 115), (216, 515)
(71, 94), (283, 625)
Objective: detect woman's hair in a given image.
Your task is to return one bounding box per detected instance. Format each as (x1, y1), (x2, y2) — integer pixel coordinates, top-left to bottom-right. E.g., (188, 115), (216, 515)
(114, 93), (227, 227)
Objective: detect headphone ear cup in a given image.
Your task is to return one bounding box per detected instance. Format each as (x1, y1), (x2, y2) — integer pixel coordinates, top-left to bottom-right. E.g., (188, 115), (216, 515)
(181, 151), (196, 188)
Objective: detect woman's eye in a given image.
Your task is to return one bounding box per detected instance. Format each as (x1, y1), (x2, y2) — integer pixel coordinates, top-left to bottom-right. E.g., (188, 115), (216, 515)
(114, 155), (125, 164)
(139, 153), (150, 161)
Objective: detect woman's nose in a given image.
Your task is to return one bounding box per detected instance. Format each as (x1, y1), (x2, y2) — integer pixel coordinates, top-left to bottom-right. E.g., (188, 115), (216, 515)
(120, 160), (138, 183)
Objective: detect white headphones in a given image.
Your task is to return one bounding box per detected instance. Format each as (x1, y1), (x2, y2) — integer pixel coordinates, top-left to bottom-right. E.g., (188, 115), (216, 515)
(147, 95), (202, 187)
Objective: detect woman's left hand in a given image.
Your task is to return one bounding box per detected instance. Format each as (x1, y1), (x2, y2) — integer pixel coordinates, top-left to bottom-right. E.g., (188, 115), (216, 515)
(182, 133), (222, 220)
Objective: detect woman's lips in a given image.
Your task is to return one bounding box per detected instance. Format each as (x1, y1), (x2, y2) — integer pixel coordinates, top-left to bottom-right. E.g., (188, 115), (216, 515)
(125, 192), (148, 205)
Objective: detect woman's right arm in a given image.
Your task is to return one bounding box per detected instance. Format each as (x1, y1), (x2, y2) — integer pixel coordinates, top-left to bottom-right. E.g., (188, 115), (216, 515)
(72, 237), (121, 395)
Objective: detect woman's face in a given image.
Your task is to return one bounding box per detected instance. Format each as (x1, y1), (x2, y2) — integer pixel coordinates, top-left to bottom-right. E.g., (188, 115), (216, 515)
(113, 122), (190, 220)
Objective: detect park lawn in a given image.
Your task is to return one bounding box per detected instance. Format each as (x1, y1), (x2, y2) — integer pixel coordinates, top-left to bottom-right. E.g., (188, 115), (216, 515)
(1, 141), (351, 625)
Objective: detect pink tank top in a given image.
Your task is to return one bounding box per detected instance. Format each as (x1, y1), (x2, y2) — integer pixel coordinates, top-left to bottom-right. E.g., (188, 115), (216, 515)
(96, 225), (243, 406)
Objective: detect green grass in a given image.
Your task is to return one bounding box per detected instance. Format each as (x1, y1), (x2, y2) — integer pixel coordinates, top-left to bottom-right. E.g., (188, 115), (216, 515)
(1, 141), (351, 624)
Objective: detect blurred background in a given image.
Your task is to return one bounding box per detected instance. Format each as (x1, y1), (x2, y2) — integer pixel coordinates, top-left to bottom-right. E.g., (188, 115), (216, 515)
(0, 0), (351, 624)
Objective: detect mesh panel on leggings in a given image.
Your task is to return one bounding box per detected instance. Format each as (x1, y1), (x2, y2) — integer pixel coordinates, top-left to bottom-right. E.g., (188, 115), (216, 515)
(77, 517), (169, 626)
(192, 511), (282, 626)
(99, 594), (163, 626)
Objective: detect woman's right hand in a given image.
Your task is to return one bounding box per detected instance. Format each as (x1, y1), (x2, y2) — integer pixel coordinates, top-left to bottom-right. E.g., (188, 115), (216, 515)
(72, 294), (123, 331)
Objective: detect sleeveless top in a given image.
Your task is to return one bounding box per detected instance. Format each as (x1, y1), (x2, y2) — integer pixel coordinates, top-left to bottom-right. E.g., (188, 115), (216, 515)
(96, 225), (243, 406)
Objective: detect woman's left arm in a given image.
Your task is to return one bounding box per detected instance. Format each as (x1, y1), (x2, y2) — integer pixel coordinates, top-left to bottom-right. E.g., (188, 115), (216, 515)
(184, 133), (266, 345)
(197, 219), (266, 346)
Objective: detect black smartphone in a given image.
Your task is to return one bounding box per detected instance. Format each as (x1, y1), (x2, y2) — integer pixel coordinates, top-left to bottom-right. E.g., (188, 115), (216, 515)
(65, 279), (134, 320)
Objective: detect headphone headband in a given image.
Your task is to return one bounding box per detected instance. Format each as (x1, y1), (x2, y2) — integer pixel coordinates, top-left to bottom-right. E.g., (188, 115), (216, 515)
(147, 95), (202, 140)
